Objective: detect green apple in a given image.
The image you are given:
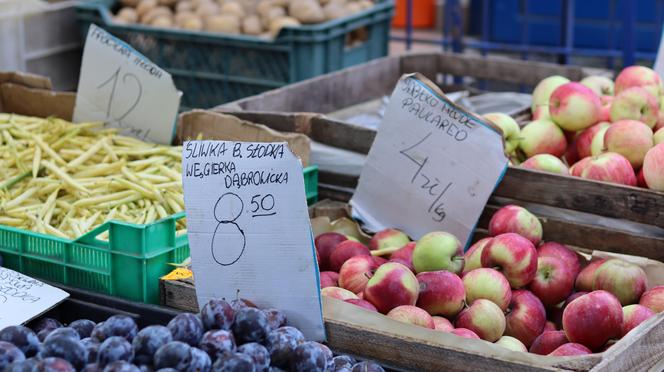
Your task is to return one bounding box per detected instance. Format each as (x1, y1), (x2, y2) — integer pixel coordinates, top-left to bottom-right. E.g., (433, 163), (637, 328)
(412, 232), (464, 275)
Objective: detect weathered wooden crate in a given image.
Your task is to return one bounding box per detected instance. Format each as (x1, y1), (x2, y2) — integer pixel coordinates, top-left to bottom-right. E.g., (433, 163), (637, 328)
(189, 111), (664, 262)
(162, 199), (664, 372)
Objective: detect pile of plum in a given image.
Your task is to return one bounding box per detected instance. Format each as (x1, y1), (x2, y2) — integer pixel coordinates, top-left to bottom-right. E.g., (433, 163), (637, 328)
(0, 299), (383, 372)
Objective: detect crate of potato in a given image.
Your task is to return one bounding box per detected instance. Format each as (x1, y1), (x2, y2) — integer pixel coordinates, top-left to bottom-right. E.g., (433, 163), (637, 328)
(76, 0), (393, 109)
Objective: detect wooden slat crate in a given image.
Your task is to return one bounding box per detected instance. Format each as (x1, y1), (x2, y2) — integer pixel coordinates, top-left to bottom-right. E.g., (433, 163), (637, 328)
(161, 199), (664, 372)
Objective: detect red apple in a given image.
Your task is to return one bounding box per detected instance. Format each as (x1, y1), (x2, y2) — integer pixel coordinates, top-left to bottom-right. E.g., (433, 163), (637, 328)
(315, 232), (347, 271)
(532, 76), (571, 114)
(462, 238), (491, 275)
(563, 136), (580, 166)
(521, 154), (569, 175)
(320, 271), (339, 288)
(576, 122), (611, 159)
(565, 292), (588, 307)
(543, 321), (557, 332)
(481, 233), (538, 288)
(389, 242), (416, 271)
(451, 328), (480, 339)
(575, 259), (606, 292)
(372, 256), (388, 267)
(637, 168), (647, 187)
(569, 157), (590, 177)
(462, 268), (512, 311)
(338, 256), (377, 294)
(329, 240), (371, 272)
(416, 271), (465, 317)
(562, 290), (623, 351)
(369, 228), (410, 253)
(592, 259), (647, 305)
(321, 286), (359, 301)
(614, 65), (662, 101)
(504, 289), (546, 347)
(364, 262), (419, 314)
(604, 120), (654, 168)
(412, 231), (464, 275)
(643, 143), (664, 191)
(528, 256), (575, 307)
(580, 75), (614, 96)
(599, 96), (613, 122)
(488, 205), (542, 246)
(621, 304), (655, 337)
(549, 82), (601, 131)
(518, 119), (567, 158)
(537, 242), (581, 278)
(610, 87), (660, 128)
(432, 316), (454, 332)
(344, 299), (378, 312)
(529, 330), (568, 355)
(579, 152), (637, 186)
(639, 285), (664, 313)
(455, 299), (506, 342)
(495, 336), (527, 352)
(549, 343), (592, 356)
(386, 305), (435, 329)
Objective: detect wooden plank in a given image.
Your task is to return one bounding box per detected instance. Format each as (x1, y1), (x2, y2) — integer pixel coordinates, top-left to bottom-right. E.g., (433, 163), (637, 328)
(219, 52), (597, 114)
(159, 278), (198, 313)
(493, 167), (664, 228)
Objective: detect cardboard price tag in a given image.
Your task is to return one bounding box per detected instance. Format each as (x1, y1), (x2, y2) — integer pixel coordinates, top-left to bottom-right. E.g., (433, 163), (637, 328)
(350, 74), (508, 247)
(73, 24), (180, 144)
(182, 141), (324, 341)
(0, 268), (69, 328)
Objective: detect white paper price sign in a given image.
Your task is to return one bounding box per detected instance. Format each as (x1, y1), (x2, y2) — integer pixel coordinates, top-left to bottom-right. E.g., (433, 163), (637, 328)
(73, 24), (180, 144)
(0, 268), (69, 328)
(351, 74), (508, 247)
(182, 141), (324, 341)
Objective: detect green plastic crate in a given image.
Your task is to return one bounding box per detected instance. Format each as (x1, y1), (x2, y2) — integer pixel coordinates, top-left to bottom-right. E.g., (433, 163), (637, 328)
(75, 1), (394, 110)
(0, 165), (318, 304)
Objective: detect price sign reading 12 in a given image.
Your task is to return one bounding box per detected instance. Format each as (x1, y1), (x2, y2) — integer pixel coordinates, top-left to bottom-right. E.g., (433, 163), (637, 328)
(73, 24), (180, 145)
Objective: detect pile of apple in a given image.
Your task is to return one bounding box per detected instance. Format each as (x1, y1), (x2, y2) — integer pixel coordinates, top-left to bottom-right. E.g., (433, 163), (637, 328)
(316, 205), (663, 356)
(484, 65), (664, 191)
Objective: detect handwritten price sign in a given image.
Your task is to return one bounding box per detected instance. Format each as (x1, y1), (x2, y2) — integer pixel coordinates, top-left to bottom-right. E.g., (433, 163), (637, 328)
(0, 268), (68, 328)
(182, 141), (324, 341)
(73, 24), (180, 144)
(351, 74), (508, 247)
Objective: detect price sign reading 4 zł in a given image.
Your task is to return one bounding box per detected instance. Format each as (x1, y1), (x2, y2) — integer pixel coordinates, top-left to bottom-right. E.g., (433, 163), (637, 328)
(351, 74), (508, 247)
(73, 24), (180, 144)
(182, 141), (324, 341)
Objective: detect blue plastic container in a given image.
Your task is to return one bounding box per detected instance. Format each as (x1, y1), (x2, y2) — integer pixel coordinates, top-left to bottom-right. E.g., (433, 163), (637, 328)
(76, 1), (393, 110)
(483, 0), (662, 55)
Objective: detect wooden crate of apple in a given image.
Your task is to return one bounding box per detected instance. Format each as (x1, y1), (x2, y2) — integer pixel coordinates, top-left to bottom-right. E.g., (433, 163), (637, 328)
(489, 65), (663, 191)
(316, 204), (664, 359)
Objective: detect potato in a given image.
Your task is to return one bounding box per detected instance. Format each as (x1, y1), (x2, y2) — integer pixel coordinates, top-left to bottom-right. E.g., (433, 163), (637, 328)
(177, 14), (204, 30)
(262, 6), (286, 28)
(323, 2), (347, 20)
(196, 1), (220, 16)
(175, 11), (196, 24)
(242, 14), (263, 35)
(220, 1), (245, 17)
(151, 15), (174, 27)
(175, 1), (194, 12)
(141, 6), (172, 24)
(136, 0), (158, 18)
(256, 0), (276, 16)
(120, 0), (140, 7)
(205, 14), (241, 33)
(288, 0), (325, 23)
(158, 0), (178, 6)
(358, 0), (374, 10)
(345, 2), (362, 14)
(269, 16), (300, 37)
(116, 7), (139, 23)
(271, 0), (290, 6)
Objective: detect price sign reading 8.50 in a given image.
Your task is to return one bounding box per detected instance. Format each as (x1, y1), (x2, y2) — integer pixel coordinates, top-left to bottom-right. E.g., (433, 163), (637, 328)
(73, 24), (180, 145)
